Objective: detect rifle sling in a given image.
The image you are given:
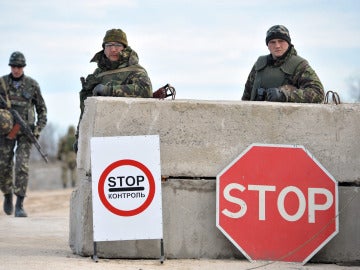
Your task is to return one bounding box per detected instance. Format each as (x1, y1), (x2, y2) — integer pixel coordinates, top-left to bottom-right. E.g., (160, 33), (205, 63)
(95, 65), (145, 78)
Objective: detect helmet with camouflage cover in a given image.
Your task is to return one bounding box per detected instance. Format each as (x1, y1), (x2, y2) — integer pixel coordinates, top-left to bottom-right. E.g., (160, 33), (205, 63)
(265, 25), (291, 45)
(0, 109), (13, 135)
(9, 51), (26, 67)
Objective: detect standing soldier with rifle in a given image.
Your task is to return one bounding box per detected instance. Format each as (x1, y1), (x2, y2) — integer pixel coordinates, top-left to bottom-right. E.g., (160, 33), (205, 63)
(0, 51), (47, 217)
(241, 25), (324, 103)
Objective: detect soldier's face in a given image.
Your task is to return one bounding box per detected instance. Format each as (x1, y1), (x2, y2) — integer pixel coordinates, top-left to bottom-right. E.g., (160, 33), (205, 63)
(104, 42), (124, 62)
(10, 66), (24, 78)
(267, 39), (289, 59)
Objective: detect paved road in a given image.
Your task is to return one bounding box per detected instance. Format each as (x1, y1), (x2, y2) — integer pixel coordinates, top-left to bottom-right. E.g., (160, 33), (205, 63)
(0, 189), (358, 270)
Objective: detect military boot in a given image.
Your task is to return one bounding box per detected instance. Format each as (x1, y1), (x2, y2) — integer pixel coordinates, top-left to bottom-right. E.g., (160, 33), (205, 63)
(15, 195), (27, 217)
(3, 193), (13, 215)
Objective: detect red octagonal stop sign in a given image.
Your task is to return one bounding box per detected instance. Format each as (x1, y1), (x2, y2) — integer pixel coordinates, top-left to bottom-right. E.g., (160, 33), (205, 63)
(216, 144), (338, 264)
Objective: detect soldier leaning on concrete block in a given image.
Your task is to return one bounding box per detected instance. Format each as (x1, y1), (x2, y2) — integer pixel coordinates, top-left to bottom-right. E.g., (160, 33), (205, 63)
(74, 28), (156, 152)
(241, 25), (325, 103)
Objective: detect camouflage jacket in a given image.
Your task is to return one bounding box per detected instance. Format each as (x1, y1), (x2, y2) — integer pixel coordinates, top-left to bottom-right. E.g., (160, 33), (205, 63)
(79, 46), (152, 115)
(57, 134), (76, 157)
(0, 74), (47, 131)
(241, 46), (324, 103)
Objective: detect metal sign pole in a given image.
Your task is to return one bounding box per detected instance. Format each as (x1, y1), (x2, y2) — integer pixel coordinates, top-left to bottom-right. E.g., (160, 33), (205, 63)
(92, 241), (99, 262)
(160, 238), (165, 263)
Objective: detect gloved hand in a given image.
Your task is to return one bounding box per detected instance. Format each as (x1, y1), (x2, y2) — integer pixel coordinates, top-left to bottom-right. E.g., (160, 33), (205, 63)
(93, 84), (111, 96)
(266, 88), (286, 102)
(153, 88), (167, 99)
(255, 88), (267, 101)
(33, 126), (41, 139)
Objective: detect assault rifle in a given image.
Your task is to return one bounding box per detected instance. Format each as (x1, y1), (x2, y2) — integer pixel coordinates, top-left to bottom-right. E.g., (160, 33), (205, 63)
(0, 94), (48, 163)
(80, 75), (99, 115)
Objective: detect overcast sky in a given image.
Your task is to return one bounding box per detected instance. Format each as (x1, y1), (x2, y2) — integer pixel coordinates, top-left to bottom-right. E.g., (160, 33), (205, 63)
(0, 0), (359, 134)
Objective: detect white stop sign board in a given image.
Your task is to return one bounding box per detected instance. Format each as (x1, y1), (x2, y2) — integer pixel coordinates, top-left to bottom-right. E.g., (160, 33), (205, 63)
(90, 135), (163, 242)
(216, 144), (338, 264)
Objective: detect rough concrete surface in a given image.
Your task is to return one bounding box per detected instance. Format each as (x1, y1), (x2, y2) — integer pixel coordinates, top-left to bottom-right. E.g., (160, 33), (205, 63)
(0, 162), (358, 269)
(72, 99), (360, 261)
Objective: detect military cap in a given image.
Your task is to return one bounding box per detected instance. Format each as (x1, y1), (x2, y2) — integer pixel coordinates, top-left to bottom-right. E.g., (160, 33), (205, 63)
(102, 29), (128, 48)
(265, 25), (291, 45)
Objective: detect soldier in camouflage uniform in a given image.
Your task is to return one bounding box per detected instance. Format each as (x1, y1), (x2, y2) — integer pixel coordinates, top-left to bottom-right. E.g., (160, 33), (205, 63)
(241, 25), (324, 103)
(75, 28), (152, 150)
(0, 51), (47, 217)
(57, 126), (77, 188)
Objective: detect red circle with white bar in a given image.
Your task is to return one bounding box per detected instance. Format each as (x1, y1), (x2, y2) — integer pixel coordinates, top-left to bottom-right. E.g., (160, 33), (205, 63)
(98, 159), (155, 216)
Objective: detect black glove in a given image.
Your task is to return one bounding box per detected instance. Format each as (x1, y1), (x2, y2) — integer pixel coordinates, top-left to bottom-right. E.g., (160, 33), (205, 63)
(93, 84), (111, 96)
(266, 88), (286, 102)
(255, 88), (267, 101)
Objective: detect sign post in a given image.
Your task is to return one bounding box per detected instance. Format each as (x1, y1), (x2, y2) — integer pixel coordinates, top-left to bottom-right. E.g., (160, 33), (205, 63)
(90, 135), (164, 262)
(216, 144), (338, 264)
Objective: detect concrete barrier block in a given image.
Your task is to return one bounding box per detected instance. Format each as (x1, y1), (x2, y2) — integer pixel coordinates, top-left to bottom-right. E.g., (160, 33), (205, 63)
(311, 186), (360, 263)
(77, 98), (360, 183)
(70, 179), (359, 262)
(69, 170), (93, 255)
(70, 98), (360, 263)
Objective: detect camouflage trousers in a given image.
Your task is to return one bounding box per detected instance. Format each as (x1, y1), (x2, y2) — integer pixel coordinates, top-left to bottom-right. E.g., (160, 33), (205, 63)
(60, 152), (77, 188)
(61, 162), (77, 188)
(0, 135), (32, 197)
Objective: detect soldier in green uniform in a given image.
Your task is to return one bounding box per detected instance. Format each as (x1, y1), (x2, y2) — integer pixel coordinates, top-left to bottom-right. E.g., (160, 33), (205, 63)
(0, 51), (47, 217)
(241, 25), (324, 103)
(74, 28), (153, 151)
(57, 126), (77, 188)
